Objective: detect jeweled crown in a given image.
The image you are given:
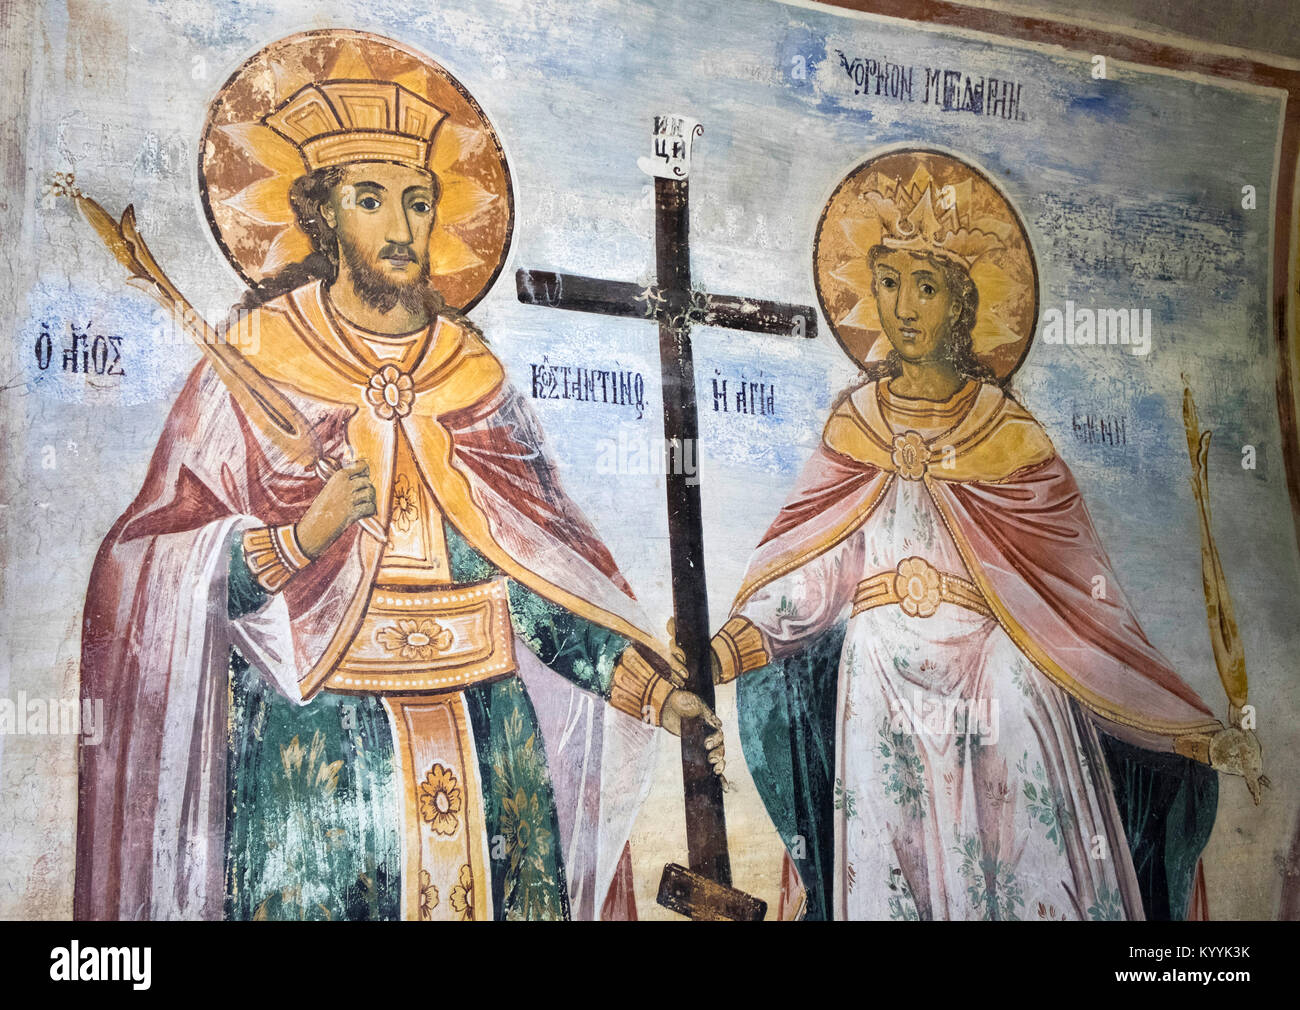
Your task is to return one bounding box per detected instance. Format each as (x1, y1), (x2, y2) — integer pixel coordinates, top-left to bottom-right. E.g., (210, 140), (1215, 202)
(863, 176), (1004, 270)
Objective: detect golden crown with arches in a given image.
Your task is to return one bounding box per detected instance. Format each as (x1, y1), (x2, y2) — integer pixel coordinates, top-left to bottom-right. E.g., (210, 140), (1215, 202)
(264, 79), (450, 173)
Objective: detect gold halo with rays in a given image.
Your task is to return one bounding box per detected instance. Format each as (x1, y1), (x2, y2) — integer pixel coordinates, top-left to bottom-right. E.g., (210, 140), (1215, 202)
(199, 29), (513, 312)
(813, 149), (1039, 382)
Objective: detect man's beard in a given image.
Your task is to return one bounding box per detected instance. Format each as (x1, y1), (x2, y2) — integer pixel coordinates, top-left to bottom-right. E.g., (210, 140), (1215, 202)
(337, 234), (443, 317)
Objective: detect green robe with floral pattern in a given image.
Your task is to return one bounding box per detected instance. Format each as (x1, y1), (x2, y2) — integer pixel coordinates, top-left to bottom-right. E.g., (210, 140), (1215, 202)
(224, 521), (631, 921)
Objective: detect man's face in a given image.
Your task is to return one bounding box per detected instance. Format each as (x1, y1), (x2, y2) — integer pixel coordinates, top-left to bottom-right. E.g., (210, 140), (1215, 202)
(321, 162), (438, 311)
(871, 248), (958, 364)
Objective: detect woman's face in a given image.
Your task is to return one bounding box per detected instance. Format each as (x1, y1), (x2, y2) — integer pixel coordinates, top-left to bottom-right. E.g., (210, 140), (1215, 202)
(871, 249), (959, 364)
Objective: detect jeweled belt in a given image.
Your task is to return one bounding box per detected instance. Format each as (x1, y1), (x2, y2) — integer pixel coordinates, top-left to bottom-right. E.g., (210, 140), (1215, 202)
(324, 576), (517, 694)
(852, 557), (991, 620)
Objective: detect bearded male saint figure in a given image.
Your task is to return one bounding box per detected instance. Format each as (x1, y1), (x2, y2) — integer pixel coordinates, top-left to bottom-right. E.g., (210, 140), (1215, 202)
(75, 34), (723, 922)
(711, 153), (1262, 921)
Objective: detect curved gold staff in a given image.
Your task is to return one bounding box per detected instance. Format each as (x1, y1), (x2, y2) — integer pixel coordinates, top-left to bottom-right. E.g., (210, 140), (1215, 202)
(1181, 379), (1268, 802)
(51, 173), (385, 544)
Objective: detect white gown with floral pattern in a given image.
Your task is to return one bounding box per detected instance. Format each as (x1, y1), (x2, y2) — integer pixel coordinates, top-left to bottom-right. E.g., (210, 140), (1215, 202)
(737, 465), (1146, 921)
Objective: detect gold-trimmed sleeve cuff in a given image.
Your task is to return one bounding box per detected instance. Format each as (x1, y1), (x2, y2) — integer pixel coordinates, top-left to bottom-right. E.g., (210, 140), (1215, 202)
(712, 616), (771, 684)
(240, 524), (311, 594)
(610, 647), (677, 726)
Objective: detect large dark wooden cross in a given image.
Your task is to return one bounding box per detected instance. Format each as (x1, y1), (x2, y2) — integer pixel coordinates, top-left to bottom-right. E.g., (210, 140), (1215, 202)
(516, 116), (816, 920)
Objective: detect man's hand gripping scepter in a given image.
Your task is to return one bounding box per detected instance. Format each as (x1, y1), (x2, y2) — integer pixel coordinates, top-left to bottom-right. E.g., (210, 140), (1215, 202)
(50, 172), (386, 545)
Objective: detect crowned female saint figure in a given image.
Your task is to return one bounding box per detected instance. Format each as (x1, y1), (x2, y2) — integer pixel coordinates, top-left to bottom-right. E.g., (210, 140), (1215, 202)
(710, 150), (1260, 921)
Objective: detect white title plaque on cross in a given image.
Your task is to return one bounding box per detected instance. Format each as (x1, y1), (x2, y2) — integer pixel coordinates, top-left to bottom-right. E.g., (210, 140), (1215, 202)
(637, 113), (703, 179)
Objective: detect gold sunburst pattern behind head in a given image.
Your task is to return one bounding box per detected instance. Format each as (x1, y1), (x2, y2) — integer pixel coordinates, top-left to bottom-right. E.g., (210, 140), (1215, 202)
(814, 149), (1039, 381)
(200, 29), (513, 311)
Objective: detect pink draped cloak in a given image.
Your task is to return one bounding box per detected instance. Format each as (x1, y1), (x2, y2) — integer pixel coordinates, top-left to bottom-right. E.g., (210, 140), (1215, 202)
(76, 358), (660, 920)
(738, 442), (1220, 750)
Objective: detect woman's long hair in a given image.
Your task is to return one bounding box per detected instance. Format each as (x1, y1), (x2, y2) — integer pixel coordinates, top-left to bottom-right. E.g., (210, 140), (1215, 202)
(859, 244), (1000, 388)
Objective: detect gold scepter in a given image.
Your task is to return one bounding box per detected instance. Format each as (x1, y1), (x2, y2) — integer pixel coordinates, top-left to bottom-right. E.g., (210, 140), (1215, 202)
(51, 173), (386, 544)
(1181, 379), (1268, 803)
